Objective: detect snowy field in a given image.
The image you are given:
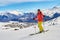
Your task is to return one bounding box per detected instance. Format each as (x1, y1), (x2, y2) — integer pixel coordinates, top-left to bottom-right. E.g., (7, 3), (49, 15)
(0, 17), (60, 40)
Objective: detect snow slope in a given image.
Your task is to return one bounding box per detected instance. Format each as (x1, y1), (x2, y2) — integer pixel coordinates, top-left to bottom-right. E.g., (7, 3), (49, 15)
(0, 16), (60, 40)
(0, 6), (60, 40)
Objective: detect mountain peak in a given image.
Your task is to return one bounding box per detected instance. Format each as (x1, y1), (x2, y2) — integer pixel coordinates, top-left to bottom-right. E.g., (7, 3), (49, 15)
(53, 6), (60, 9)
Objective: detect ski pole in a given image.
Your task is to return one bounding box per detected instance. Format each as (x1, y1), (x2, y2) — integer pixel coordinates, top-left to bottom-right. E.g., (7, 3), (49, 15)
(34, 26), (36, 34)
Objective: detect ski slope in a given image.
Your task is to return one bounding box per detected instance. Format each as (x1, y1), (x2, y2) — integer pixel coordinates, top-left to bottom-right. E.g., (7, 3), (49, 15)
(0, 18), (60, 40)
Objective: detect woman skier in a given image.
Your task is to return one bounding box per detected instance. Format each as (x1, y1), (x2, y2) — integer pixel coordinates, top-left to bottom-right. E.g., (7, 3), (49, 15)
(33, 9), (45, 33)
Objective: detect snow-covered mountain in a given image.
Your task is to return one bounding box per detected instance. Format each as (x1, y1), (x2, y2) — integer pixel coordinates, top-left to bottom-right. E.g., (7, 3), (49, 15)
(0, 6), (60, 22)
(0, 6), (60, 40)
(0, 12), (36, 22)
(42, 6), (60, 17)
(0, 12), (19, 22)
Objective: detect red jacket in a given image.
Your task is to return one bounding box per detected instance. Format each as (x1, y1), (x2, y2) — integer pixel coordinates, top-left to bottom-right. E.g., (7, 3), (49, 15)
(37, 11), (44, 22)
(33, 10), (44, 22)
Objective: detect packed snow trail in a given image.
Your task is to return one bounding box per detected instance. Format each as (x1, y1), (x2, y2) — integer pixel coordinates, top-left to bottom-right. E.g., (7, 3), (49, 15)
(20, 25), (60, 40)
(0, 22), (60, 40)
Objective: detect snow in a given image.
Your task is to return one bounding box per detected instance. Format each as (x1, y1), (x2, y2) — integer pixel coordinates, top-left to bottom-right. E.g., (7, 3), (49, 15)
(8, 10), (24, 15)
(42, 6), (60, 17)
(0, 10), (24, 15)
(0, 6), (60, 40)
(0, 17), (60, 40)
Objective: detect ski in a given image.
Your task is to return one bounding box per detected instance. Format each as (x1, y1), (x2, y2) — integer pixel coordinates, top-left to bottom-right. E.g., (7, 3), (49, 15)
(29, 30), (49, 36)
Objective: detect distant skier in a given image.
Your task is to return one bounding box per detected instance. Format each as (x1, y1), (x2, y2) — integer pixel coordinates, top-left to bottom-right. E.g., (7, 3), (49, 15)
(33, 9), (45, 33)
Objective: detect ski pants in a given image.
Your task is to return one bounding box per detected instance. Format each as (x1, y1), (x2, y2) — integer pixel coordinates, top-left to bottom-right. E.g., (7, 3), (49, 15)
(38, 22), (44, 32)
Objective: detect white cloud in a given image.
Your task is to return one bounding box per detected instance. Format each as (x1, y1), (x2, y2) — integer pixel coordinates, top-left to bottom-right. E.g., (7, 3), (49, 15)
(0, 0), (54, 6)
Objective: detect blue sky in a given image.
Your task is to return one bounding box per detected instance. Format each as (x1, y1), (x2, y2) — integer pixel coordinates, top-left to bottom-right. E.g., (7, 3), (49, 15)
(0, 0), (60, 12)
